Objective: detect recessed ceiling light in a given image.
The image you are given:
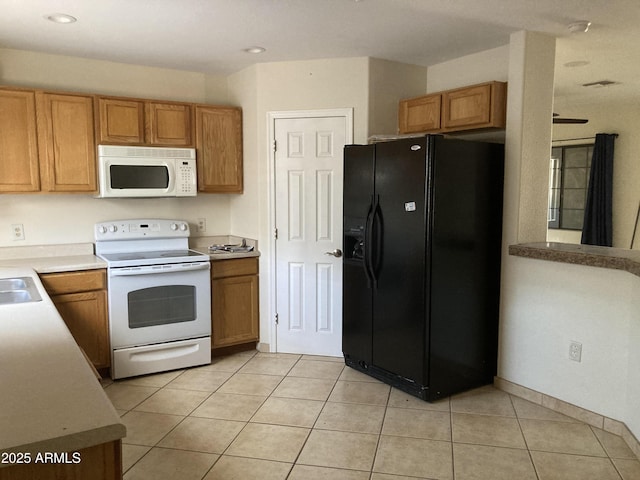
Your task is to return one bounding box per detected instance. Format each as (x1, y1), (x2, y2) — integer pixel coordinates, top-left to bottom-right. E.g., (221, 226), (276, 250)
(45, 13), (77, 24)
(244, 46), (266, 54)
(568, 21), (591, 34)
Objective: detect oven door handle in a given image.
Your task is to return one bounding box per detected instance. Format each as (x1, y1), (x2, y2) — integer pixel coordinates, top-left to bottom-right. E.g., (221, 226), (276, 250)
(109, 262), (210, 277)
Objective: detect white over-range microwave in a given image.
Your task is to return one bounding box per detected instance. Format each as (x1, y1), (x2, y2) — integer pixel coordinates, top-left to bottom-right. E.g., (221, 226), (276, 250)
(97, 145), (197, 198)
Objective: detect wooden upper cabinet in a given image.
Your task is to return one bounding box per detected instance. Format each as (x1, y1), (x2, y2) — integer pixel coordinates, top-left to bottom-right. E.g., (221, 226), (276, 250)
(96, 97), (193, 147)
(147, 102), (193, 146)
(442, 82), (506, 131)
(36, 92), (97, 193)
(0, 88), (41, 192)
(195, 105), (243, 193)
(97, 98), (145, 144)
(398, 93), (441, 134)
(398, 81), (507, 134)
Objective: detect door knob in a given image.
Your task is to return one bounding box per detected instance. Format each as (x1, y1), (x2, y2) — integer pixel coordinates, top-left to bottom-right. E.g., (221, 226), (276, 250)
(324, 249), (343, 258)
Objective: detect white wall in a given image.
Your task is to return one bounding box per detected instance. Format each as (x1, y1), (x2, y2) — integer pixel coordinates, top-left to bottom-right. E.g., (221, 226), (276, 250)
(502, 256), (640, 435)
(368, 58), (427, 135)
(0, 48), (232, 247)
(0, 48), (219, 102)
(426, 45), (509, 93)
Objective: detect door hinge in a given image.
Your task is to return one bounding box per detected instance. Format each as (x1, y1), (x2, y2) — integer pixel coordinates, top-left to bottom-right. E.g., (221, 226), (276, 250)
(274, 227), (278, 240)
(273, 140), (277, 152)
(275, 313), (279, 325)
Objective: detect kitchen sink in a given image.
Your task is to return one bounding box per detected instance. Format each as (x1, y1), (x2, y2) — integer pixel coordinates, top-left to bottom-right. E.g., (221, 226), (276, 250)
(0, 278), (28, 290)
(0, 276), (42, 305)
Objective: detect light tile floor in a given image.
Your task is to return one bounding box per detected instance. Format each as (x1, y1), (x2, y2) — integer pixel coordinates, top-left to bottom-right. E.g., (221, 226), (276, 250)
(102, 350), (640, 480)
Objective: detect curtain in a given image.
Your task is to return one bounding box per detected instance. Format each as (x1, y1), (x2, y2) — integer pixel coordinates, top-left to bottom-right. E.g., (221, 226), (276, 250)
(581, 133), (616, 246)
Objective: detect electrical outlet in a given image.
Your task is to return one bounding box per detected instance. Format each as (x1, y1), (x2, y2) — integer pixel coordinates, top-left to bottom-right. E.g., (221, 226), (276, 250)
(11, 224), (25, 241)
(569, 341), (582, 362)
(197, 218), (206, 233)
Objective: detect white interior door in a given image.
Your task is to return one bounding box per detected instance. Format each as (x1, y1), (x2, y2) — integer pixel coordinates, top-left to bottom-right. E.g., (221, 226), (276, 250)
(274, 115), (347, 356)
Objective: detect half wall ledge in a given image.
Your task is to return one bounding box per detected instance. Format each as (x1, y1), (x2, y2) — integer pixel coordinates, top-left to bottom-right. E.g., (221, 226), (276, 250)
(508, 242), (640, 277)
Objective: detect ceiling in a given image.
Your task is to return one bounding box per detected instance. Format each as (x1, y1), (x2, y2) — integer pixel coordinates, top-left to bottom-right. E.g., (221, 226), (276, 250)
(1, 0), (638, 104)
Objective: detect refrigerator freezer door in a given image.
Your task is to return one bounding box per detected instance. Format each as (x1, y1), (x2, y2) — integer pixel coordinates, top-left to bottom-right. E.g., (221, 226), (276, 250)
(342, 144), (375, 365)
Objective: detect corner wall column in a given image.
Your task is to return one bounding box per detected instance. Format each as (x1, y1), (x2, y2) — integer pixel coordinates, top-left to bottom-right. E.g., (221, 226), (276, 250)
(503, 30), (556, 247)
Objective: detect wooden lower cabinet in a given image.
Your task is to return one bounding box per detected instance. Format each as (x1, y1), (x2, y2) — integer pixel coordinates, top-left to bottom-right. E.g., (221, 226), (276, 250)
(40, 270), (110, 370)
(211, 258), (259, 349)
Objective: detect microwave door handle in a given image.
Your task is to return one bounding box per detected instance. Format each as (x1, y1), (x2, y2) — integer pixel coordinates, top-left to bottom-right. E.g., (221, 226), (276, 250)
(166, 161), (176, 192)
(109, 263), (210, 276)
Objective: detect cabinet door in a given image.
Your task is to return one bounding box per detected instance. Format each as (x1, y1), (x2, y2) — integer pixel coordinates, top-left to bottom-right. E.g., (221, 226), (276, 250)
(442, 84), (492, 129)
(211, 274), (259, 348)
(0, 89), (40, 192)
(51, 290), (110, 369)
(36, 92), (97, 192)
(146, 102), (193, 146)
(398, 93), (441, 133)
(97, 97), (145, 144)
(195, 106), (243, 193)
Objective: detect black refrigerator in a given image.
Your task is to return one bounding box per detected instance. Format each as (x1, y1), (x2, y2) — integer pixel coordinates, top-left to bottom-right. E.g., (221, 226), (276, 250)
(342, 135), (504, 401)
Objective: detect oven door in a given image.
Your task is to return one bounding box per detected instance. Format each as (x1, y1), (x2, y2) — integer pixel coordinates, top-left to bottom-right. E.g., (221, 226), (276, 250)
(108, 261), (211, 349)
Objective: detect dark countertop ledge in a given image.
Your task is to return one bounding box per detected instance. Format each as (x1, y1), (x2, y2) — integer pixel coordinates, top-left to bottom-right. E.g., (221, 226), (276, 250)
(509, 242), (640, 278)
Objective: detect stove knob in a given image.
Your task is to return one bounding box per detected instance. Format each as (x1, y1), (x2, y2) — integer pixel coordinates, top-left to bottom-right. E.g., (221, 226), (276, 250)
(170, 223), (179, 231)
(108, 225), (118, 233)
(98, 226), (107, 234)
(179, 223), (188, 231)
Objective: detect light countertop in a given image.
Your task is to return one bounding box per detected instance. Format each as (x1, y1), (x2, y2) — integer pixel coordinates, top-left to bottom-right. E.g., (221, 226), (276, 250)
(190, 235), (260, 261)
(0, 243), (106, 273)
(0, 266), (125, 457)
(0, 237), (261, 273)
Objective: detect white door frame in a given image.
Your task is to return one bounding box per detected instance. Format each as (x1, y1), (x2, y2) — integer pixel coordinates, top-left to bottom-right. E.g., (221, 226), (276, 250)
(267, 108), (354, 353)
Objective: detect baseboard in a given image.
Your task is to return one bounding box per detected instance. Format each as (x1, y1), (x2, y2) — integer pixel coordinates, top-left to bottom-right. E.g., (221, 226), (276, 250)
(494, 376), (640, 461)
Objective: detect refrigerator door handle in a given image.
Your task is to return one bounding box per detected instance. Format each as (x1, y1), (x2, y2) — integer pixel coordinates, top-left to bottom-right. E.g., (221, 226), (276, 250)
(363, 196), (375, 288)
(372, 196), (383, 286)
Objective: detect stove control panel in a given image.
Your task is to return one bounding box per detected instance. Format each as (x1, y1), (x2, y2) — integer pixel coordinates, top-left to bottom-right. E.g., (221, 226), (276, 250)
(95, 219), (190, 240)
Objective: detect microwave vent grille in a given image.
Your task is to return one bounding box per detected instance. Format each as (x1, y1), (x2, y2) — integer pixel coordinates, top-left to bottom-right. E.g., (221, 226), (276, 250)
(98, 145), (195, 159)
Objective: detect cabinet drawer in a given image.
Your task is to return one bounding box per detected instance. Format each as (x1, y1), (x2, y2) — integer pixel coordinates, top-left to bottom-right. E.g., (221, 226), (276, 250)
(40, 269), (106, 295)
(211, 258), (258, 279)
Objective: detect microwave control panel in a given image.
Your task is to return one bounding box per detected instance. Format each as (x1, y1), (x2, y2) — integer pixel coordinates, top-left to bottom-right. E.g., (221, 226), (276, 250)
(177, 159), (197, 196)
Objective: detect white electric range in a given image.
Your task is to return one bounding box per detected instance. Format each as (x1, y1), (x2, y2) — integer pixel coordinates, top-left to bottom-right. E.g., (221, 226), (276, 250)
(95, 219), (211, 379)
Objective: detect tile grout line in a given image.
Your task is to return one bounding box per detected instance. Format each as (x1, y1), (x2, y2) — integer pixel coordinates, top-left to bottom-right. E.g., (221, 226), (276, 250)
(586, 425), (625, 480)
(283, 356), (344, 478)
(508, 393), (542, 480)
(369, 381), (393, 477)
